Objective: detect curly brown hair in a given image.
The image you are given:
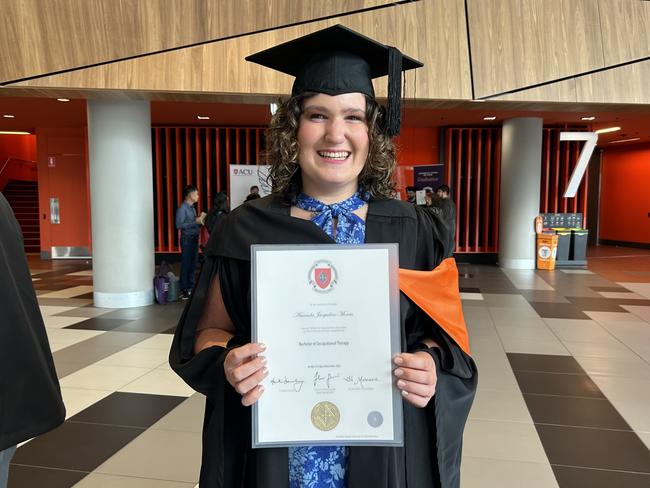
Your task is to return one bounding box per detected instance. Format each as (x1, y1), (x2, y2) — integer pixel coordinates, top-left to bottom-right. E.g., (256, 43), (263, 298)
(264, 92), (397, 203)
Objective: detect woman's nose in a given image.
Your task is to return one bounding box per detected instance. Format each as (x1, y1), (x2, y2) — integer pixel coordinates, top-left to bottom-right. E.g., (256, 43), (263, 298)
(324, 118), (346, 144)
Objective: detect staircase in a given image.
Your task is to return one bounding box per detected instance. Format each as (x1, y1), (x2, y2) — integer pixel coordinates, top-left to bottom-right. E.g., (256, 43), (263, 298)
(3, 180), (40, 253)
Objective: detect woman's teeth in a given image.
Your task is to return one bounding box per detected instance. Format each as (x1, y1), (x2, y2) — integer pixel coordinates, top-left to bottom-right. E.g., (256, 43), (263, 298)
(317, 151), (350, 160)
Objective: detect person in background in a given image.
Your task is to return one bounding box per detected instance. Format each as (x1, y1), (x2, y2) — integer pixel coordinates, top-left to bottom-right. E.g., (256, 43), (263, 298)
(204, 191), (230, 235)
(245, 185), (261, 202)
(433, 184), (457, 253)
(175, 185), (205, 300)
(405, 185), (416, 204)
(0, 193), (65, 488)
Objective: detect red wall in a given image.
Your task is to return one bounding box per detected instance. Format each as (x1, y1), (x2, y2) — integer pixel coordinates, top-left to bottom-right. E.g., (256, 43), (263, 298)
(393, 127), (440, 196)
(36, 128), (92, 253)
(0, 134), (37, 190)
(600, 143), (650, 245)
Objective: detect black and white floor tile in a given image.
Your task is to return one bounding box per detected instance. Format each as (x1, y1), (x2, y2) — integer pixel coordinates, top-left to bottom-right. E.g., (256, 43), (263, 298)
(7, 250), (650, 487)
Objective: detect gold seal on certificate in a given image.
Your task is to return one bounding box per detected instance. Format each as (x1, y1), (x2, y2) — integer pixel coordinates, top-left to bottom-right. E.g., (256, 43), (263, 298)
(311, 401), (340, 431)
(251, 244), (404, 448)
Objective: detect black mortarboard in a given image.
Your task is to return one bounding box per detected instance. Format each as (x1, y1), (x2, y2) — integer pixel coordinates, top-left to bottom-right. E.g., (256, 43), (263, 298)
(245, 24), (423, 136)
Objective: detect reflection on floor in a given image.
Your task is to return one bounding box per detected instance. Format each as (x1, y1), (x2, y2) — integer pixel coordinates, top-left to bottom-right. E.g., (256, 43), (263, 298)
(8, 247), (650, 487)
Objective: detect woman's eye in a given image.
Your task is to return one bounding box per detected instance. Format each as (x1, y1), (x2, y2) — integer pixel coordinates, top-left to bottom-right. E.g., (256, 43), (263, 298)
(308, 113), (326, 120)
(346, 115), (365, 122)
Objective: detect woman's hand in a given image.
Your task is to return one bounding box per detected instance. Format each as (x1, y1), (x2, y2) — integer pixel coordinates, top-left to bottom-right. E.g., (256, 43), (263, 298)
(224, 343), (268, 406)
(393, 352), (437, 408)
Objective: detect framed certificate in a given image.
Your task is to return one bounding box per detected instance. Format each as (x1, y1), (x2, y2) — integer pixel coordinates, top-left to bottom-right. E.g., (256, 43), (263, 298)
(251, 244), (403, 448)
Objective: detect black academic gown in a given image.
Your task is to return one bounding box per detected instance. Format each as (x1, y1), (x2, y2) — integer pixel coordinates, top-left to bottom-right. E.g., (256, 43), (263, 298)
(0, 193), (65, 451)
(169, 195), (477, 488)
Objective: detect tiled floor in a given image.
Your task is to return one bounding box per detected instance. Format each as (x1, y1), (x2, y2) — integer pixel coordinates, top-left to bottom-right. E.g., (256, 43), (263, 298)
(7, 247), (650, 487)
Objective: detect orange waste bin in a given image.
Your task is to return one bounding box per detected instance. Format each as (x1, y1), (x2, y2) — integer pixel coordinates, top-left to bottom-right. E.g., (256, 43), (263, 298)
(536, 233), (558, 270)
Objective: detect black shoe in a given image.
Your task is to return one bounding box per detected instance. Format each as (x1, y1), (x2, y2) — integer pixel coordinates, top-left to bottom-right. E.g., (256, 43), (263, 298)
(180, 291), (190, 300)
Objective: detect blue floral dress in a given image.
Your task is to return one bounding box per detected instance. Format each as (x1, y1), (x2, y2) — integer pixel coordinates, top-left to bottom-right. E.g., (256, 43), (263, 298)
(288, 192), (367, 488)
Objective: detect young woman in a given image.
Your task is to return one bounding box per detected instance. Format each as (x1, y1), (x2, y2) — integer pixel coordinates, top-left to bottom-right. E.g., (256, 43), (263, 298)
(170, 25), (476, 488)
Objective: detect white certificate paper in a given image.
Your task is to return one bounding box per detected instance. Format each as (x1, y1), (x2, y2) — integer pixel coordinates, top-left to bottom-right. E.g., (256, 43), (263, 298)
(251, 244), (403, 448)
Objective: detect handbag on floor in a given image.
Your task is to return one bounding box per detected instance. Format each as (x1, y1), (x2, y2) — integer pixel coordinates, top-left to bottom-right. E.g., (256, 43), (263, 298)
(154, 262), (171, 304)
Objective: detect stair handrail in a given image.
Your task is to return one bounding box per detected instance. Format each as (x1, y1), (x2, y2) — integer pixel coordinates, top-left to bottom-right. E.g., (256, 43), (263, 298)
(0, 157), (37, 179)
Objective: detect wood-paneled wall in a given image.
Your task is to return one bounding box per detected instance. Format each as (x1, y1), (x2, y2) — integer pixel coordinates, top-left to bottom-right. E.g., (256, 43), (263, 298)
(9, 0), (473, 101)
(0, 0), (395, 83)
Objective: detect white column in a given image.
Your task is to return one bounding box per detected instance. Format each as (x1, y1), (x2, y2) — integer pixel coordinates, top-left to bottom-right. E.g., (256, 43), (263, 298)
(498, 117), (543, 269)
(87, 100), (154, 308)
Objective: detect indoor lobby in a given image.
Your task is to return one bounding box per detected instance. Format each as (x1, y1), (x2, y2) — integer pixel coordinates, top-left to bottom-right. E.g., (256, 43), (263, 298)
(2, 1), (650, 487)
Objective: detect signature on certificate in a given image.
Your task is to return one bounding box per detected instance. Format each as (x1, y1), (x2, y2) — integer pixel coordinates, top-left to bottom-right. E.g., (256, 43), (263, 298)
(343, 375), (380, 389)
(270, 376), (305, 392)
(313, 371), (340, 389)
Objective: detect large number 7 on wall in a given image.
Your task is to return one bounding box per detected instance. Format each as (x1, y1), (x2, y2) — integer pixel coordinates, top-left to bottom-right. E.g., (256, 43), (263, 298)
(560, 132), (598, 198)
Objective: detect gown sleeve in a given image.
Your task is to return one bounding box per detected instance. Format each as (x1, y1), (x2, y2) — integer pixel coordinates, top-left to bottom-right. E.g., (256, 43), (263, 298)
(168, 255), (255, 486)
(404, 204), (478, 488)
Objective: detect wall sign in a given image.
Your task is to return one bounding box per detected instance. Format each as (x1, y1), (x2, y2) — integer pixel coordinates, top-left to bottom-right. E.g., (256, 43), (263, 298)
(560, 132), (598, 198)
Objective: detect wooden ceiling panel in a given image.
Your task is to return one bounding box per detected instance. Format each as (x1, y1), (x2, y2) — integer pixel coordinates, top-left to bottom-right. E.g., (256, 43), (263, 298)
(489, 78), (577, 103)
(0, 0), (397, 83)
(8, 0), (472, 101)
(575, 60), (650, 104)
(467, 0), (604, 98)
(598, 0), (650, 66)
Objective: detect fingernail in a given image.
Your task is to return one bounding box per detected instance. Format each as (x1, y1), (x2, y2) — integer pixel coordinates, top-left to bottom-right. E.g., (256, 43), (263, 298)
(401, 390), (409, 397)
(259, 385), (265, 393)
(394, 356), (404, 365)
(259, 343), (267, 350)
(260, 356), (268, 364)
(394, 368), (403, 376)
(397, 380), (406, 388)
(262, 367), (268, 375)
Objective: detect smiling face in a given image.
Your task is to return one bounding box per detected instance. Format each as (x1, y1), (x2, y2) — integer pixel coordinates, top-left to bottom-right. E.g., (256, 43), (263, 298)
(296, 92), (370, 202)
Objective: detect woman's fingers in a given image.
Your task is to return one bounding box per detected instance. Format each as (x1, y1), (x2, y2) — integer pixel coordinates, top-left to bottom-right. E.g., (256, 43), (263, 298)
(393, 352), (437, 408)
(227, 342), (266, 367)
(230, 356), (267, 383)
(399, 389), (431, 408)
(224, 343), (267, 390)
(393, 352), (434, 371)
(234, 365), (269, 396)
(393, 366), (433, 386)
(396, 377), (435, 399)
(241, 384), (265, 407)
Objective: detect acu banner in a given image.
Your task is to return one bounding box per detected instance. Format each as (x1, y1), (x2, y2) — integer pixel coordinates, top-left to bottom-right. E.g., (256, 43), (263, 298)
(229, 164), (271, 209)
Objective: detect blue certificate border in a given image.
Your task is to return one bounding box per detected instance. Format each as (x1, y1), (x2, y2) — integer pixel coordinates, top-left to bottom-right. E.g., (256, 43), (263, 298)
(251, 243), (404, 448)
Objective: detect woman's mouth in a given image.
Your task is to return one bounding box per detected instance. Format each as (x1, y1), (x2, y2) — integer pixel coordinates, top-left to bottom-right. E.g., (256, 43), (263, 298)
(317, 150), (351, 162)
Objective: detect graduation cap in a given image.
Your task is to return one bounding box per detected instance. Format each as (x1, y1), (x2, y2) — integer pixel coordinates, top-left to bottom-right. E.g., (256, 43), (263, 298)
(245, 24), (423, 136)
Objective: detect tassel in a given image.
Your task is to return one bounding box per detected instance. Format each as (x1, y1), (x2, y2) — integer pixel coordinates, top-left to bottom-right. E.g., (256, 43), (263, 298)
(386, 46), (403, 137)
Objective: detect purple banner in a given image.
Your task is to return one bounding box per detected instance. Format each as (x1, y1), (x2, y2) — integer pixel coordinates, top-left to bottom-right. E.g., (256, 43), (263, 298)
(413, 164), (444, 190)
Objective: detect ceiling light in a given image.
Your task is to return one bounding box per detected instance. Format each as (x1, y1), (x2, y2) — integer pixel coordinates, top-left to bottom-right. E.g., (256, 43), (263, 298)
(3, 114), (15, 118)
(483, 116), (496, 121)
(472, 99), (486, 103)
(595, 126), (621, 134)
(581, 116), (596, 121)
(609, 137), (640, 144)
(0, 131), (31, 135)
(197, 115), (210, 120)
(57, 98), (70, 102)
